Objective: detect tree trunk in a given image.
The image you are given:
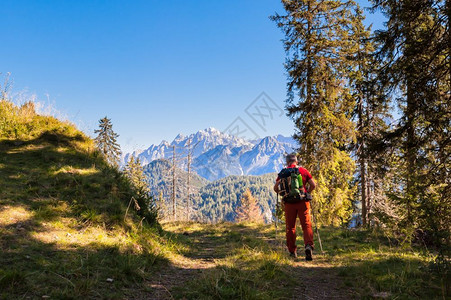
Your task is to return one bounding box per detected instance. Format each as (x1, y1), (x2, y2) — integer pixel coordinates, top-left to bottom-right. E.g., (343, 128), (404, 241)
(172, 145), (176, 221)
(358, 89), (367, 226)
(361, 157), (367, 226)
(406, 78), (415, 223)
(305, 0), (313, 155)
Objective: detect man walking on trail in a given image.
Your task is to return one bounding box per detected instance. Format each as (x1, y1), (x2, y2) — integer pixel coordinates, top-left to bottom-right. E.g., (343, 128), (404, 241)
(274, 154), (316, 260)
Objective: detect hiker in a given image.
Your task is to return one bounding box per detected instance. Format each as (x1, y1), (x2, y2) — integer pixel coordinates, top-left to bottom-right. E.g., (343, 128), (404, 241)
(274, 153), (316, 260)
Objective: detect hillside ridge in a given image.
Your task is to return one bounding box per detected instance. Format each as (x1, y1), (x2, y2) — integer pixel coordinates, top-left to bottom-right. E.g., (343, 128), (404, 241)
(0, 100), (169, 298)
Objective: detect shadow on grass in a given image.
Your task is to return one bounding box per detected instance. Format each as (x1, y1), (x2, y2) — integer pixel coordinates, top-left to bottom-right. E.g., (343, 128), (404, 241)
(0, 130), (137, 228)
(0, 221), (167, 299)
(166, 222), (448, 299)
(153, 223), (349, 299)
(160, 222), (276, 260)
(0, 131), (169, 298)
(1, 132), (447, 299)
(335, 254), (448, 299)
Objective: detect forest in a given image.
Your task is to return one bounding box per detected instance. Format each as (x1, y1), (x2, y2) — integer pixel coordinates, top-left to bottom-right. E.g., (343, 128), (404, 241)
(140, 158), (277, 223)
(269, 0), (450, 252)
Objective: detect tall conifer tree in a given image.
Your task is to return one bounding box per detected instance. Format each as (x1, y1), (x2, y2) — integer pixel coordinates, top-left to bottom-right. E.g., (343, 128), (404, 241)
(370, 0), (450, 243)
(272, 0), (365, 225)
(94, 116), (121, 167)
(349, 7), (392, 227)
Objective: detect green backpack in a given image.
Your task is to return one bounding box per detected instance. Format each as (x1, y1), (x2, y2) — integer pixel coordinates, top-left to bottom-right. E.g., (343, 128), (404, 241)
(277, 167), (305, 203)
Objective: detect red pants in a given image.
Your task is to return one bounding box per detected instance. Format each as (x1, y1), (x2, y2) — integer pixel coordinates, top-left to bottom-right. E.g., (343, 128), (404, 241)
(284, 201), (314, 253)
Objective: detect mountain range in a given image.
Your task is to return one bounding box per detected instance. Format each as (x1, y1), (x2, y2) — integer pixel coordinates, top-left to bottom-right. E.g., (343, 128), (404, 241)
(123, 127), (298, 181)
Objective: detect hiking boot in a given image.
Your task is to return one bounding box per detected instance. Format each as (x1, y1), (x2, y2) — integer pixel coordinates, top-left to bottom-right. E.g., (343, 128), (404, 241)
(305, 245), (313, 261)
(289, 251), (298, 258)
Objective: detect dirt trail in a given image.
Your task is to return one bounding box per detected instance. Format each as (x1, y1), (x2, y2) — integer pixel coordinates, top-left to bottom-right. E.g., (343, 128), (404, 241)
(291, 258), (353, 299)
(144, 231), (221, 299)
(143, 226), (353, 300)
(267, 239), (353, 299)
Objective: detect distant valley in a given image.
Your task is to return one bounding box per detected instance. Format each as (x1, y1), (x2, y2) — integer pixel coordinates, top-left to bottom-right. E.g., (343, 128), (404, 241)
(123, 128), (298, 222)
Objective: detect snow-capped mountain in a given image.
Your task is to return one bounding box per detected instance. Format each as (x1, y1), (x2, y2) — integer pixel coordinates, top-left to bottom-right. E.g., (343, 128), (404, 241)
(123, 128), (298, 181)
(240, 136), (292, 175)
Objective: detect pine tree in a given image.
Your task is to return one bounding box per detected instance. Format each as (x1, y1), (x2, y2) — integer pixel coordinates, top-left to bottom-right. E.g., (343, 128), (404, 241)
(350, 7), (373, 227)
(94, 116), (121, 167)
(124, 156), (158, 224)
(348, 7), (392, 227)
(271, 0), (364, 225)
(235, 189), (263, 223)
(370, 0), (450, 244)
(124, 156), (150, 195)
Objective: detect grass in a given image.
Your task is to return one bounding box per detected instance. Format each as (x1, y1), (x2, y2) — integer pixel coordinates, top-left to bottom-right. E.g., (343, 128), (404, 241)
(163, 222), (296, 300)
(0, 100), (183, 299)
(1, 100), (448, 299)
(320, 228), (449, 299)
(160, 223), (448, 299)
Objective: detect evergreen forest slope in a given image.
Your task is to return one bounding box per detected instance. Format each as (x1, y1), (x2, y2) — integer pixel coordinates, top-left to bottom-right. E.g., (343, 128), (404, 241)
(142, 160), (277, 223)
(196, 173), (277, 223)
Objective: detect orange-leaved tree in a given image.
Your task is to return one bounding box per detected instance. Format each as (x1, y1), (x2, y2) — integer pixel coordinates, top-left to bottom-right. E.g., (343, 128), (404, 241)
(235, 189), (263, 223)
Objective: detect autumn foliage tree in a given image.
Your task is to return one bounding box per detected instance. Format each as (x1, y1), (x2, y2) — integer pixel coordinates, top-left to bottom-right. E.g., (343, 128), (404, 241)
(235, 189), (263, 223)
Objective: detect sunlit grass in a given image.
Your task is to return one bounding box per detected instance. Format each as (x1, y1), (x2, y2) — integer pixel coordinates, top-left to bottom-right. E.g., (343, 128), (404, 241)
(51, 166), (99, 176)
(1, 100), (447, 299)
(313, 227), (447, 299)
(0, 100), (174, 298)
(166, 223), (447, 299)
(0, 206), (32, 226)
(168, 222), (296, 299)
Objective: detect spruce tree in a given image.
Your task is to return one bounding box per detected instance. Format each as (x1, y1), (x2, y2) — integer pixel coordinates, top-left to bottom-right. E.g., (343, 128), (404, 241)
(370, 0), (450, 244)
(124, 156), (150, 195)
(348, 7), (393, 227)
(272, 0), (364, 225)
(94, 116), (121, 167)
(235, 189), (263, 223)
(124, 155), (158, 224)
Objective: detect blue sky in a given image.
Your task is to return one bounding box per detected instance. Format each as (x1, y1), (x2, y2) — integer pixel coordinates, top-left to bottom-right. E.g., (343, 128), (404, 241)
(2, 0), (384, 153)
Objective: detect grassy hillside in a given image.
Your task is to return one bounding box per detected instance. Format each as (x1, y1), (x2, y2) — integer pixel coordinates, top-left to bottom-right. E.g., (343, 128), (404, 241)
(0, 100), (178, 298)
